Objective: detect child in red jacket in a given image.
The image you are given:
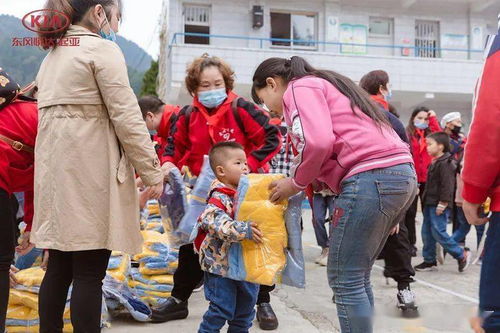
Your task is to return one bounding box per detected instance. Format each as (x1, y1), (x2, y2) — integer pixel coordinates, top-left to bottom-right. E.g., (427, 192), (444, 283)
(138, 95), (180, 164)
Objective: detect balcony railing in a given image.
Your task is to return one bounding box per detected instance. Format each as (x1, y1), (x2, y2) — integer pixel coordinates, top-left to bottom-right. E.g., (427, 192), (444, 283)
(168, 32), (484, 60)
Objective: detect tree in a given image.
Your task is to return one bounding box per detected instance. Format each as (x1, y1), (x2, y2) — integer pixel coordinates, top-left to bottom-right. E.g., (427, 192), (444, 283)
(140, 60), (159, 96)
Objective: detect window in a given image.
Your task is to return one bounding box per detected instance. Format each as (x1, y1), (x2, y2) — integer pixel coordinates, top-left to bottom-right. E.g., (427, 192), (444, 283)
(369, 17), (393, 36)
(270, 12), (316, 48)
(415, 20), (440, 58)
(183, 5), (210, 45)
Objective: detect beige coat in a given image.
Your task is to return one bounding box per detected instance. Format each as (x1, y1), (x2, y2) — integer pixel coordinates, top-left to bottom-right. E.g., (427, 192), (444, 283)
(32, 25), (163, 254)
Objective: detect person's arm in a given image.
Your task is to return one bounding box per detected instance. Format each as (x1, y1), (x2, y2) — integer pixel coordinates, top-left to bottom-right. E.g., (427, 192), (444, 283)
(198, 194), (252, 242)
(428, 111), (442, 133)
(23, 190), (34, 232)
(286, 84), (336, 190)
(93, 42), (162, 186)
(236, 99), (281, 172)
(163, 107), (189, 167)
(462, 43), (500, 204)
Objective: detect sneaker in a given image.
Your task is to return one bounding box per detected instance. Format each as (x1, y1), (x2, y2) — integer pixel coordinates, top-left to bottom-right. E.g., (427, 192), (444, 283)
(397, 288), (417, 310)
(414, 261), (438, 272)
(315, 248), (328, 265)
(458, 248), (471, 272)
(436, 244), (445, 265)
(318, 248), (329, 266)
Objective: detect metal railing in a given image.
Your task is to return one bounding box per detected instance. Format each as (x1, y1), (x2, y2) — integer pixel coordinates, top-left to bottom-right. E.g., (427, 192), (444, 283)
(168, 32), (484, 59)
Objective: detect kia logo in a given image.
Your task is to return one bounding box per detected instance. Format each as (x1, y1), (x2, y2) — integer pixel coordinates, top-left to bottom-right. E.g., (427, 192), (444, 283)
(22, 9), (70, 34)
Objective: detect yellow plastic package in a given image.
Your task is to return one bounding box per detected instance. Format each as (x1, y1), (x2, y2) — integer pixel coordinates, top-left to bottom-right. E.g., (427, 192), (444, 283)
(14, 267), (45, 287)
(107, 253), (130, 282)
(234, 174), (288, 286)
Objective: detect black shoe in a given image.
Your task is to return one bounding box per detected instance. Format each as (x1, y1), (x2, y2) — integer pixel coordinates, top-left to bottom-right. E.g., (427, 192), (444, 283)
(414, 261), (437, 272)
(458, 248), (471, 273)
(257, 303), (279, 330)
(150, 297), (189, 323)
(397, 288), (417, 311)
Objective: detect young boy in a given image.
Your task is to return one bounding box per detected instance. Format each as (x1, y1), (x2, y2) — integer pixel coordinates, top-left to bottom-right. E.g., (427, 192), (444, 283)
(415, 132), (471, 273)
(195, 142), (263, 333)
(138, 95), (180, 163)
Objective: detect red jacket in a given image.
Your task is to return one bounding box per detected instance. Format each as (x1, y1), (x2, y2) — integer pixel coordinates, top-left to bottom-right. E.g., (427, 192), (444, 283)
(153, 104), (180, 163)
(164, 92), (281, 176)
(0, 101), (38, 230)
(407, 115), (441, 183)
(462, 33), (500, 212)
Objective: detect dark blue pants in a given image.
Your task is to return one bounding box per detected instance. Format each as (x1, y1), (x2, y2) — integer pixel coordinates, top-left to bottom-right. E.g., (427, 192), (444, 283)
(199, 272), (259, 333)
(452, 206), (485, 249)
(480, 213), (500, 332)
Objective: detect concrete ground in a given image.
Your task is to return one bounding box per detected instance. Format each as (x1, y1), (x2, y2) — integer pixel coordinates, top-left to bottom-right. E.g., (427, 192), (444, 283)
(108, 210), (481, 333)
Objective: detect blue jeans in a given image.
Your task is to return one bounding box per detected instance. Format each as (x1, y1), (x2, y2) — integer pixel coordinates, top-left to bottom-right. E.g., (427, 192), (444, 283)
(312, 194), (335, 248)
(480, 213), (500, 332)
(422, 206), (464, 262)
(452, 206), (485, 249)
(199, 272), (259, 333)
(327, 163), (417, 333)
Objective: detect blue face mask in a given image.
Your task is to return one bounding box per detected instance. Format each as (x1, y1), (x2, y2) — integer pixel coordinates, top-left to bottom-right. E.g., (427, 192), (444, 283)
(149, 129), (157, 136)
(198, 88), (227, 109)
(384, 89), (393, 101)
(98, 13), (117, 42)
(414, 121), (429, 130)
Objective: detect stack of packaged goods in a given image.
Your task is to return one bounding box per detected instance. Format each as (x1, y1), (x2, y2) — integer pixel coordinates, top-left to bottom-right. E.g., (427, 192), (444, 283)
(7, 267), (109, 332)
(106, 251), (131, 283)
(140, 201), (164, 233)
(129, 230), (178, 306)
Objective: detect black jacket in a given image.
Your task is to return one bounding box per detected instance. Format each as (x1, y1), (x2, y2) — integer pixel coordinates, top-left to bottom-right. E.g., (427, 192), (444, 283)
(423, 153), (457, 206)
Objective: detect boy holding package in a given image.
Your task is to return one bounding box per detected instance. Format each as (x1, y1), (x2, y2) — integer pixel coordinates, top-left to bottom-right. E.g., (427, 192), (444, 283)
(195, 142), (263, 333)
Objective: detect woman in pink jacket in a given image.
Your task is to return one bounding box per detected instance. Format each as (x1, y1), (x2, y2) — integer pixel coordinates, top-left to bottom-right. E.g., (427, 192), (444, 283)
(252, 56), (417, 332)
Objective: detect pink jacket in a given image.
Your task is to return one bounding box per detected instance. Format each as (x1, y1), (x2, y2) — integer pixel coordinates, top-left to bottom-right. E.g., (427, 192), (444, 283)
(283, 76), (413, 194)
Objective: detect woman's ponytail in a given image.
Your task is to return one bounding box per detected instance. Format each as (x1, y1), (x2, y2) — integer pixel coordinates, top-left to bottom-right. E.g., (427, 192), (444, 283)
(38, 0), (74, 49)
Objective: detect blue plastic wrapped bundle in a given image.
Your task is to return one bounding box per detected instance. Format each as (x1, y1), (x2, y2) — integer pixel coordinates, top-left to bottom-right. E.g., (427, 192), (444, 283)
(176, 156), (216, 245)
(102, 275), (152, 322)
(282, 192), (306, 288)
(159, 168), (188, 235)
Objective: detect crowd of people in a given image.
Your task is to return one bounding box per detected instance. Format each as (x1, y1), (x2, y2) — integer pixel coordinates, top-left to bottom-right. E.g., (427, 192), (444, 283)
(0, 0), (499, 333)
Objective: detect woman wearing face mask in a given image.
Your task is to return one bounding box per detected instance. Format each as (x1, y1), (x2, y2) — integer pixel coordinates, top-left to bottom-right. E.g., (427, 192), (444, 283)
(33, 1), (164, 331)
(153, 54), (281, 329)
(404, 106), (442, 256)
(252, 56), (417, 333)
(441, 112), (467, 161)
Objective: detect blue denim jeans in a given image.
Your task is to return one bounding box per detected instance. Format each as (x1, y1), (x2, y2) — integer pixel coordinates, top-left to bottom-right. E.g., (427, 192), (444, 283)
(480, 213), (500, 332)
(312, 194), (335, 248)
(422, 206), (464, 262)
(327, 163), (417, 333)
(199, 272), (259, 333)
(452, 206), (485, 249)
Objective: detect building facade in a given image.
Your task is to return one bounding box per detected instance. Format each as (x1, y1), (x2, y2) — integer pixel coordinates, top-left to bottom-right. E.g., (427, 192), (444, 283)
(158, 0), (500, 124)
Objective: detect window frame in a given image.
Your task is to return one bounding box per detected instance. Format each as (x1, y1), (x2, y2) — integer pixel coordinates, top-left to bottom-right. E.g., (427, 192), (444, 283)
(183, 4), (211, 45)
(368, 17), (394, 38)
(270, 10), (318, 50)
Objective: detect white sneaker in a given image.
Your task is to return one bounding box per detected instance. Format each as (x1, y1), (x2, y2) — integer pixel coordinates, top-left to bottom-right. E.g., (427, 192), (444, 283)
(318, 248), (329, 266)
(436, 244), (445, 265)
